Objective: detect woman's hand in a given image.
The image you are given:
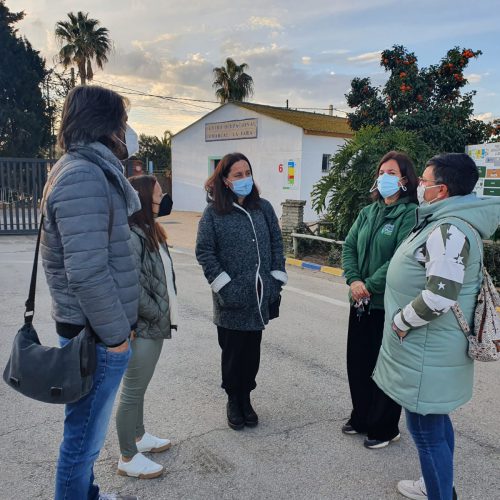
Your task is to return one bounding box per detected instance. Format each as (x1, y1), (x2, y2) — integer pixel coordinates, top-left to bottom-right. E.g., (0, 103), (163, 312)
(108, 339), (129, 353)
(350, 281), (370, 302)
(392, 322), (407, 339)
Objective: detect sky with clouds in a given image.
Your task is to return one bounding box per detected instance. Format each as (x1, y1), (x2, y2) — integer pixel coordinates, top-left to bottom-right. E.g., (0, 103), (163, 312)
(7, 0), (500, 137)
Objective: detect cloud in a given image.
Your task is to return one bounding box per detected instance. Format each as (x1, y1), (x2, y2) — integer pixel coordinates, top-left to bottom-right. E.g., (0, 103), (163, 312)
(347, 51), (382, 64)
(106, 48), (164, 80)
(248, 16), (283, 30)
(321, 49), (350, 55)
(132, 33), (177, 50)
(465, 72), (489, 84)
(302, 56), (311, 65)
(475, 112), (493, 122)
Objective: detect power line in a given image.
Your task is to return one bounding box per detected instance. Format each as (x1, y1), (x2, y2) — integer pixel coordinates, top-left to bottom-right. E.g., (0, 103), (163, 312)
(93, 79), (348, 116)
(93, 79), (219, 109)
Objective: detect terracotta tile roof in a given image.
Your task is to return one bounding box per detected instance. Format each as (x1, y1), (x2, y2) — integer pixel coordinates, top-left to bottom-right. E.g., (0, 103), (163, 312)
(234, 102), (354, 138)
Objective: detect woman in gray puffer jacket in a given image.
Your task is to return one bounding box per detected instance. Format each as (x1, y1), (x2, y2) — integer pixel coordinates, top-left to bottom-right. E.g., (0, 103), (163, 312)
(115, 175), (178, 479)
(196, 152), (287, 431)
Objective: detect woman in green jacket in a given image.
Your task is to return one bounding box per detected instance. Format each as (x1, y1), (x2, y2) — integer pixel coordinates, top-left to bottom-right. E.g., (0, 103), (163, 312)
(115, 175), (178, 479)
(342, 151), (418, 449)
(373, 153), (500, 500)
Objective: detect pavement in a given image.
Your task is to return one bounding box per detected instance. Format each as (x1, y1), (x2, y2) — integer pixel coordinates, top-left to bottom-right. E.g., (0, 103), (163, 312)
(159, 211), (202, 251)
(1, 211), (499, 500)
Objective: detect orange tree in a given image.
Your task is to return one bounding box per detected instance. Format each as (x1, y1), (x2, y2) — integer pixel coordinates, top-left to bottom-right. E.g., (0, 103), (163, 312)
(346, 45), (492, 152)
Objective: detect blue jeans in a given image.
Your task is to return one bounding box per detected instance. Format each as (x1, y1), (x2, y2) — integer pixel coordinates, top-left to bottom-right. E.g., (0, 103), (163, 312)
(405, 410), (455, 500)
(55, 339), (130, 500)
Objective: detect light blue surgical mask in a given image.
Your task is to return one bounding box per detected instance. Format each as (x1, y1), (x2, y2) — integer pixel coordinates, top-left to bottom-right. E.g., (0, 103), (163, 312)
(372, 173), (404, 198)
(229, 176), (254, 197)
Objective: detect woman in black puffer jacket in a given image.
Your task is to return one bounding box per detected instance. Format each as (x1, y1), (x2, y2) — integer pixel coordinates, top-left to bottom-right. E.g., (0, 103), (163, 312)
(196, 152), (287, 431)
(115, 175), (177, 479)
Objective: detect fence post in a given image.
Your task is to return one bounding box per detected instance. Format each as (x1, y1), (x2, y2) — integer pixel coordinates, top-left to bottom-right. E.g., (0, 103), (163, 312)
(281, 199), (306, 253)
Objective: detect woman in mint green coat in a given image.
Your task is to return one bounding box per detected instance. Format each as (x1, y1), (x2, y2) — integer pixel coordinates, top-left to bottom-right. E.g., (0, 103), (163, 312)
(373, 153), (500, 500)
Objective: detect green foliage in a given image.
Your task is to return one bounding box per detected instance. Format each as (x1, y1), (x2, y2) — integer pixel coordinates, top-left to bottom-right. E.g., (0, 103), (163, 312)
(490, 119), (500, 143)
(311, 126), (432, 239)
(213, 58), (254, 104)
(137, 131), (172, 170)
(0, 1), (51, 157)
(55, 11), (112, 85)
(43, 68), (76, 157)
(346, 45), (493, 152)
(484, 242), (500, 287)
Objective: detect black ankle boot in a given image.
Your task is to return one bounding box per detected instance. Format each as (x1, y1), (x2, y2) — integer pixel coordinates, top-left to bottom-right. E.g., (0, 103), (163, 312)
(226, 395), (244, 430)
(240, 393), (258, 427)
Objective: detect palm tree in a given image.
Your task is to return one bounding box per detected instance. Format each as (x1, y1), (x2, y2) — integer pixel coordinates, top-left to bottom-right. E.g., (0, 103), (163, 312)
(55, 11), (112, 85)
(212, 58), (254, 104)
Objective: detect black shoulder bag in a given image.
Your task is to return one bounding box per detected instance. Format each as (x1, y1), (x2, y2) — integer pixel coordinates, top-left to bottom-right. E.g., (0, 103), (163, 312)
(3, 166), (113, 404)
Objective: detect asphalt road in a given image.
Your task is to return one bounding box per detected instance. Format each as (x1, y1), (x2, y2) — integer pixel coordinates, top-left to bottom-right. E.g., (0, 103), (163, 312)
(0, 237), (499, 500)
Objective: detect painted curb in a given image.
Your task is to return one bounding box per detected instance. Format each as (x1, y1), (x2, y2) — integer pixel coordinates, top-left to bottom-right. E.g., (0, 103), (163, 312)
(286, 257), (343, 277)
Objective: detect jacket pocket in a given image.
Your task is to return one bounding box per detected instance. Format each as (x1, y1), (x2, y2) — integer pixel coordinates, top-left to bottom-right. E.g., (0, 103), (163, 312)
(216, 271), (255, 310)
(269, 276), (283, 303)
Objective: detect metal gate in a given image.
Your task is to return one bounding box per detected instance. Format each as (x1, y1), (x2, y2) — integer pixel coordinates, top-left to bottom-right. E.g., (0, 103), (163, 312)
(0, 158), (54, 235)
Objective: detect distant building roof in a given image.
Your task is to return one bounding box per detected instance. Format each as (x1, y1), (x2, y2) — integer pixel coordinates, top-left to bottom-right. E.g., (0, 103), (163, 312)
(233, 102), (353, 138)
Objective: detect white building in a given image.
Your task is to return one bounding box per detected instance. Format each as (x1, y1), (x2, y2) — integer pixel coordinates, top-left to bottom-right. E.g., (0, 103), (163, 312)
(171, 102), (353, 220)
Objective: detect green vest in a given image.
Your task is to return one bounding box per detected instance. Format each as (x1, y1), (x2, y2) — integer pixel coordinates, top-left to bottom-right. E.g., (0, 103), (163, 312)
(373, 194), (500, 415)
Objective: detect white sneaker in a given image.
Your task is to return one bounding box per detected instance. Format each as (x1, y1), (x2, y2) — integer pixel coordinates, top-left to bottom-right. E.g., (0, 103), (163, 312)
(136, 432), (171, 453)
(117, 453), (164, 479)
(397, 477), (427, 499)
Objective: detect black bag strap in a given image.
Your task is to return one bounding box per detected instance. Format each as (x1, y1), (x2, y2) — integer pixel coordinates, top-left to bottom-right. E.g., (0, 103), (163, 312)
(24, 163), (115, 324)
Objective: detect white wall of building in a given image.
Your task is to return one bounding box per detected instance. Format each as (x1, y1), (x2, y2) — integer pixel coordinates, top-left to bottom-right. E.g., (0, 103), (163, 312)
(300, 134), (345, 221)
(172, 103), (348, 219)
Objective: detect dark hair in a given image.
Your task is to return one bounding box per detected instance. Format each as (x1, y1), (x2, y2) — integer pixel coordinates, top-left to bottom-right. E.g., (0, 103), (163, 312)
(58, 85), (129, 151)
(371, 150), (418, 203)
(425, 153), (479, 196)
(128, 175), (167, 251)
(205, 152), (261, 214)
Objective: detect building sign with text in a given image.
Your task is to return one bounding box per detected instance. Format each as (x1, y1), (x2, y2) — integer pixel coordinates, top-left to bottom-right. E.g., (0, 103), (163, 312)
(467, 142), (500, 197)
(205, 118), (258, 142)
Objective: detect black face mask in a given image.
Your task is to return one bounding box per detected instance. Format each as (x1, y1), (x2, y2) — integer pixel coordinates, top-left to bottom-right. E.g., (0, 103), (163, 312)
(155, 194), (173, 217)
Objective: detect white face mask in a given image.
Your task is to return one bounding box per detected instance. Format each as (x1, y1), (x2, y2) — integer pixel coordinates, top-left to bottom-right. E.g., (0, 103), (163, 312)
(116, 124), (139, 159)
(417, 183), (443, 206)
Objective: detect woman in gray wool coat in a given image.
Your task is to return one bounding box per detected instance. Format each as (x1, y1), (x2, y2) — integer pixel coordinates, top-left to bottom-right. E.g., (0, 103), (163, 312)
(115, 175), (178, 479)
(196, 152), (287, 430)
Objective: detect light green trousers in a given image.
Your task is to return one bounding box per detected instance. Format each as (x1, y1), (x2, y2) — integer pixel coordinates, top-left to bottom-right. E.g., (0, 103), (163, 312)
(115, 337), (164, 457)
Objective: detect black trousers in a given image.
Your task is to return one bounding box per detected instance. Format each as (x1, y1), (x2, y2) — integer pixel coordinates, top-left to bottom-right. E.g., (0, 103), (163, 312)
(346, 306), (401, 441)
(217, 326), (262, 396)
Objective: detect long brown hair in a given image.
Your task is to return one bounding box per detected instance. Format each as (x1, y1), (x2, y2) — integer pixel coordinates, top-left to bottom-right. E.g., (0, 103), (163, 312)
(128, 175), (167, 251)
(205, 152), (261, 215)
(370, 150), (418, 203)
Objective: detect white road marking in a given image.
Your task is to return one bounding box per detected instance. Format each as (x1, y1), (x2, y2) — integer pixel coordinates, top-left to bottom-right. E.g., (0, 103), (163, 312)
(284, 285), (349, 308)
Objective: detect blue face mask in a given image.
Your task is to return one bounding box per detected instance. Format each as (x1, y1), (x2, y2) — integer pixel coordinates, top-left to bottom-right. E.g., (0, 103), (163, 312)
(375, 173), (401, 198)
(229, 176), (254, 197)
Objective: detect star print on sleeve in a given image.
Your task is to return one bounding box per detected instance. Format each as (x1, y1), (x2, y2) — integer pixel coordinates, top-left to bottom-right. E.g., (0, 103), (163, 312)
(399, 223), (471, 328)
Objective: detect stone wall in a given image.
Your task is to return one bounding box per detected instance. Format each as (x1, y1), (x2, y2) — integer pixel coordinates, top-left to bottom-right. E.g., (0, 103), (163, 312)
(281, 199), (306, 253)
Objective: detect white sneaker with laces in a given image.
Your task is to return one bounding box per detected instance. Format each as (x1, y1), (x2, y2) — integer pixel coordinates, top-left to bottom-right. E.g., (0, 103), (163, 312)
(397, 477), (427, 499)
(136, 432), (171, 453)
(117, 453), (164, 479)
